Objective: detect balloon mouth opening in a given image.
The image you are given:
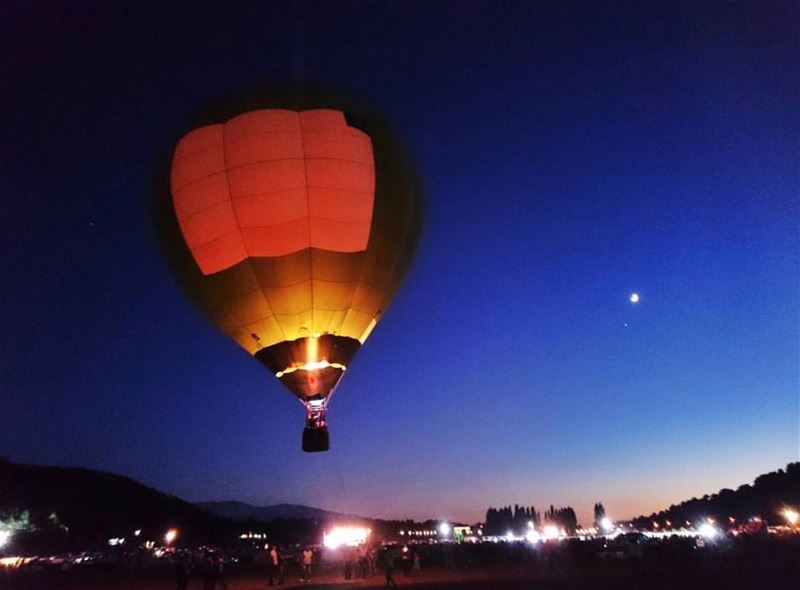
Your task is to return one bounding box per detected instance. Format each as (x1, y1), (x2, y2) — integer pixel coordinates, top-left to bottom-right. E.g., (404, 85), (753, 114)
(302, 426), (330, 452)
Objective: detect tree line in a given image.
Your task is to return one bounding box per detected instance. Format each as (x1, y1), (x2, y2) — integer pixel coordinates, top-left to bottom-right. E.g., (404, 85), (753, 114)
(631, 462), (799, 529)
(484, 504), (578, 535)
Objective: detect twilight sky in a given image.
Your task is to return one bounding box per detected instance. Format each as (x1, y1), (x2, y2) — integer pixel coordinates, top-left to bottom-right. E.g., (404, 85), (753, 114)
(2, 1), (798, 526)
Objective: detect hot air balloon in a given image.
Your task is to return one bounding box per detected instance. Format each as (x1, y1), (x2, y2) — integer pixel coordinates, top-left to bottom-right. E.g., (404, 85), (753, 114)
(160, 94), (420, 452)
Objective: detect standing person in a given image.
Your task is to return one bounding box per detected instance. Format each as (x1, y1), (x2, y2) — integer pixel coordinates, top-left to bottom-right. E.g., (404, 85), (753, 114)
(174, 555), (189, 590)
(412, 549), (421, 574)
(381, 545), (397, 587)
(301, 547), (313, 583)
(202, 554), (217, 590)
(268, 545), (284, 586)
(358, 545), (369, 578)
(368, 547), (377, 576)
(544, 540), (555, 573)
(216, 556), (228, 590)
(343, 545), (354, 580)
(401, 545), (412, 576)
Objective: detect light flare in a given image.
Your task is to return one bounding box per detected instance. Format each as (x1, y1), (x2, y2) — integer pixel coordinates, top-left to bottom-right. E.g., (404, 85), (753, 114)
(542, 524), (561, 539)
(783, 508), (799, 525)
(0, 557), (30, 569)
(307, 336), (318, 364)
(323, 526), (370, 549)
(275, 360), (346, 379)
(698, 523), (718, 539)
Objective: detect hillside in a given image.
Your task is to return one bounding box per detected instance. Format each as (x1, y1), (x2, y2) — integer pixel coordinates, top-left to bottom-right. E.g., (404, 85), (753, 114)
(197, 501), (362, 522)
(0, 461), (374, 552)
(0, 460), (238, 550)
(631, 462), (800, 528)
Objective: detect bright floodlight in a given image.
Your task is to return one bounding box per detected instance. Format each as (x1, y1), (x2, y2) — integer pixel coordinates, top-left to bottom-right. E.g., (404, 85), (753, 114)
(629, 293), (640, 303)
(0, 531), (10, 549)
(164, 529), (178, 545)
(438, 522), (451, 536)
(698, 523), (718, 539)
(600, 517), (614, 531)
(525, 529), (541, 543)
(784, 508), (799, 525)
(323, 526), (370, 549)
(542, 524), (560, 539)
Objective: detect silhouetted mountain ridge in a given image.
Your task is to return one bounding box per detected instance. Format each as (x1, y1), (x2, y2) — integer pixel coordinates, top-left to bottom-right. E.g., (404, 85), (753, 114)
(196, 501), (365, 522)
(0, 460), (372, 552)
(0, 460), (239, 549)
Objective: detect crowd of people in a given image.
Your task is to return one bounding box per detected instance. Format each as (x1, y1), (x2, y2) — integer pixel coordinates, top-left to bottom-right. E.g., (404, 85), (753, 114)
(161, 530), (800, 590)
(257, 543), (423, 587)
(173, 553), (228, 590)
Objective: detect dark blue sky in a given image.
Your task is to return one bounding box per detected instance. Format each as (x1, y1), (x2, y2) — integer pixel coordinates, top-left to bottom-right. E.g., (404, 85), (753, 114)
(2, 1), (798, 525)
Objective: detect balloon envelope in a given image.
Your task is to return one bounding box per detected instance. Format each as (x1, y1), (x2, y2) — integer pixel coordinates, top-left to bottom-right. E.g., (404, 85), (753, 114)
(164, 102), (420, 413)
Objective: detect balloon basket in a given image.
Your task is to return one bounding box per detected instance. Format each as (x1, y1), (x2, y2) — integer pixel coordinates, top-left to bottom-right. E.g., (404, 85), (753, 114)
(302, 426), (330, 452)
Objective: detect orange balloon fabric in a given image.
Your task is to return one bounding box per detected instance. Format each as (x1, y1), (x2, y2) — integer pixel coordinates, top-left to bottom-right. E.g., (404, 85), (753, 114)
(171, 109), (375, 275)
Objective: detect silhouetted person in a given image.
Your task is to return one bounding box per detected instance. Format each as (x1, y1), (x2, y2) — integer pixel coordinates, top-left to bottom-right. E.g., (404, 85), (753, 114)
(544, 541), (555, 573)
(401, 545), (412, 576)
(301, 547), (313, 583)
(358, 545), (369, 578)
(202, 554), (217, 590)
(199, 553), (226, 590)
(380, 546), (396, 586)
(343, 546), (353, 580)
(268, 545), (284, 586)
(214, 555), (228, 590)
(368, 547), (377, 575)
(174, 555), (189, 590)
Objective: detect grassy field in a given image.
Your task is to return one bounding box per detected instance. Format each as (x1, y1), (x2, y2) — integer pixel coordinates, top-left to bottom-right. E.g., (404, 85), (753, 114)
(5, 558), (797, 590)
(4, 537), (798, 590)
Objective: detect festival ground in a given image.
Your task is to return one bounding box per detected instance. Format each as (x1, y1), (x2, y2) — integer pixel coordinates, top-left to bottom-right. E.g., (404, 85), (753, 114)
(5, 540), (798, 590)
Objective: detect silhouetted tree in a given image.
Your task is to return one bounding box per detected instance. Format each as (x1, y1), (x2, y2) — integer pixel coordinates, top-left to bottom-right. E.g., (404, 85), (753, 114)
(543, 505), (578, 535)
(593, 502), (606, 528)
